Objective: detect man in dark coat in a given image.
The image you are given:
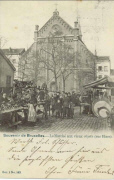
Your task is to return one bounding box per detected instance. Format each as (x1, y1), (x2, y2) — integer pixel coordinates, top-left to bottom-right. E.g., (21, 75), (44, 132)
(71, 91), (76, 105)
(63, 93), (70, 118)
(51, 93), (57, 117)
(39, 89), (45, 101)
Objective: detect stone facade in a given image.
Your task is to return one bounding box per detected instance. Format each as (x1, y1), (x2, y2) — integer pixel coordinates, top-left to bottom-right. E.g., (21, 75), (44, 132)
(0, 49), (15, 88)
(95, 56), (110, 79)
(19, 10), (96, 92)
(2, 48), (25, 80)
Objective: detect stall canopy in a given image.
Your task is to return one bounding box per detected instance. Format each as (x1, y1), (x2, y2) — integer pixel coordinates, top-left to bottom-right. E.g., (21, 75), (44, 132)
(83, 76), (114, 89)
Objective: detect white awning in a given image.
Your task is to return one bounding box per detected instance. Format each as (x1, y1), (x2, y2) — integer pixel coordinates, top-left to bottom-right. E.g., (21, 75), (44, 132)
(83, 76), (114, 89)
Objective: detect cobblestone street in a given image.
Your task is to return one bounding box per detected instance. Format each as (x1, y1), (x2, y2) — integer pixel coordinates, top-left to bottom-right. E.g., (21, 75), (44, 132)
(17, 112), (113, 134)
(1, 107), (113, 134)
(15, 106), (113, 134)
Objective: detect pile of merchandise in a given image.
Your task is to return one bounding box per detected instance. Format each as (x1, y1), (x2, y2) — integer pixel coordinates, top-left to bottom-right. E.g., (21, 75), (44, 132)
(0, 80), (35, 112)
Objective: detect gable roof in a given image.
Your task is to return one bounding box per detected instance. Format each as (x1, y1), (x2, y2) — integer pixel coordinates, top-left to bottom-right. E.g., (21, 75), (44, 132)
(2, 48), (25, 55)
(38, 11), (73, 36)
(20, 43), (35, 58)
(97, 56), (110, 61)
(0, 49), (16, 71)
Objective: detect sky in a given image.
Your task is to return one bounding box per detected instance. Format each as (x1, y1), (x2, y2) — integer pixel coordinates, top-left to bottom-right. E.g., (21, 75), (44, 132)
(0, 1), (114, 67)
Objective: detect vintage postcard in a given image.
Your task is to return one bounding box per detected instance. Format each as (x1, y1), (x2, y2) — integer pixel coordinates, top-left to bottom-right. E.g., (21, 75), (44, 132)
(0, 0), (114, 179)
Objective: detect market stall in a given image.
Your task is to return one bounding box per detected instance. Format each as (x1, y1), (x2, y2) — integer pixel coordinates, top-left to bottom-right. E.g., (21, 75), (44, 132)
(83, 76), (114, 120)
(0, 80), (50, 128)
(0, 105), (28, 128)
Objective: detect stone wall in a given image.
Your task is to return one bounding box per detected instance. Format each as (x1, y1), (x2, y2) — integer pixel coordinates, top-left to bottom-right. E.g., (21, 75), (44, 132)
(0, 54), (14, 87)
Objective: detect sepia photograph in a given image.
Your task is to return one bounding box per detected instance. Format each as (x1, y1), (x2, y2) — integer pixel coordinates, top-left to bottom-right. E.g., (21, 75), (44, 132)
(0, 1), (114, 134)
(0, 1), (114, 179)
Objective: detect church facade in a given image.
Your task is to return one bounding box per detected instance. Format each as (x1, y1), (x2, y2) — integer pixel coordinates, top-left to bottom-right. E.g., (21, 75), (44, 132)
(18, 9), (96, 92)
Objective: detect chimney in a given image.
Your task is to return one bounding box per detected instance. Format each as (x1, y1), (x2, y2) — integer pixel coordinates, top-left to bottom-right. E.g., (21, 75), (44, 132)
(34, 25), (39, 42)
(9, 47), (12, 52)
(73, 22), (79, 39)
(35, 25), (39, 31)
(78, 23), (82, 40)
(95, 49), (97, 56)
(74, 21), (78, 28)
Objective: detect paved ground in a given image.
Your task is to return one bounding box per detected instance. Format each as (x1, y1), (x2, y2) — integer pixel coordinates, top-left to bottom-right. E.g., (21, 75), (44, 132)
(1, 107), (113, 134)
(18, 106), (113, 134)
(18, 114), (112, 134)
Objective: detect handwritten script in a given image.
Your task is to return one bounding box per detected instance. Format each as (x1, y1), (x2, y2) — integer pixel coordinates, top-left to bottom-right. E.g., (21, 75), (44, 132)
(4, 136), (114, 178)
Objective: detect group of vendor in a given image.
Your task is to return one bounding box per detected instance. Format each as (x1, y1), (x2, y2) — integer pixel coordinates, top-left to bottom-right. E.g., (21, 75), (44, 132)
(0, 86), (85, 120)
(1, 83), (110, 122)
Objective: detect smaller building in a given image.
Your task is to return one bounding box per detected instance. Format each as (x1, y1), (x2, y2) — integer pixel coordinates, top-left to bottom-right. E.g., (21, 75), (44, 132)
(0, 49), (15, 90)
(110, 69), (114, 79)
(96, 56), (110, 79)
(2, 48), (25, 80)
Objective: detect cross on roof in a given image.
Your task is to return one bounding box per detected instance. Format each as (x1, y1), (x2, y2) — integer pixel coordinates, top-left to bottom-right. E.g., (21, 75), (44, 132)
(55, 3), (58, 10)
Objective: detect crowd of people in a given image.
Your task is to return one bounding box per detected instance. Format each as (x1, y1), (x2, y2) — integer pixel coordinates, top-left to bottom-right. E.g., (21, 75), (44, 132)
(0, 80), (113, 129)
(50, 91), (83, 118)
(1, 81), (104, 125)
(0, 81), (85, 121)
